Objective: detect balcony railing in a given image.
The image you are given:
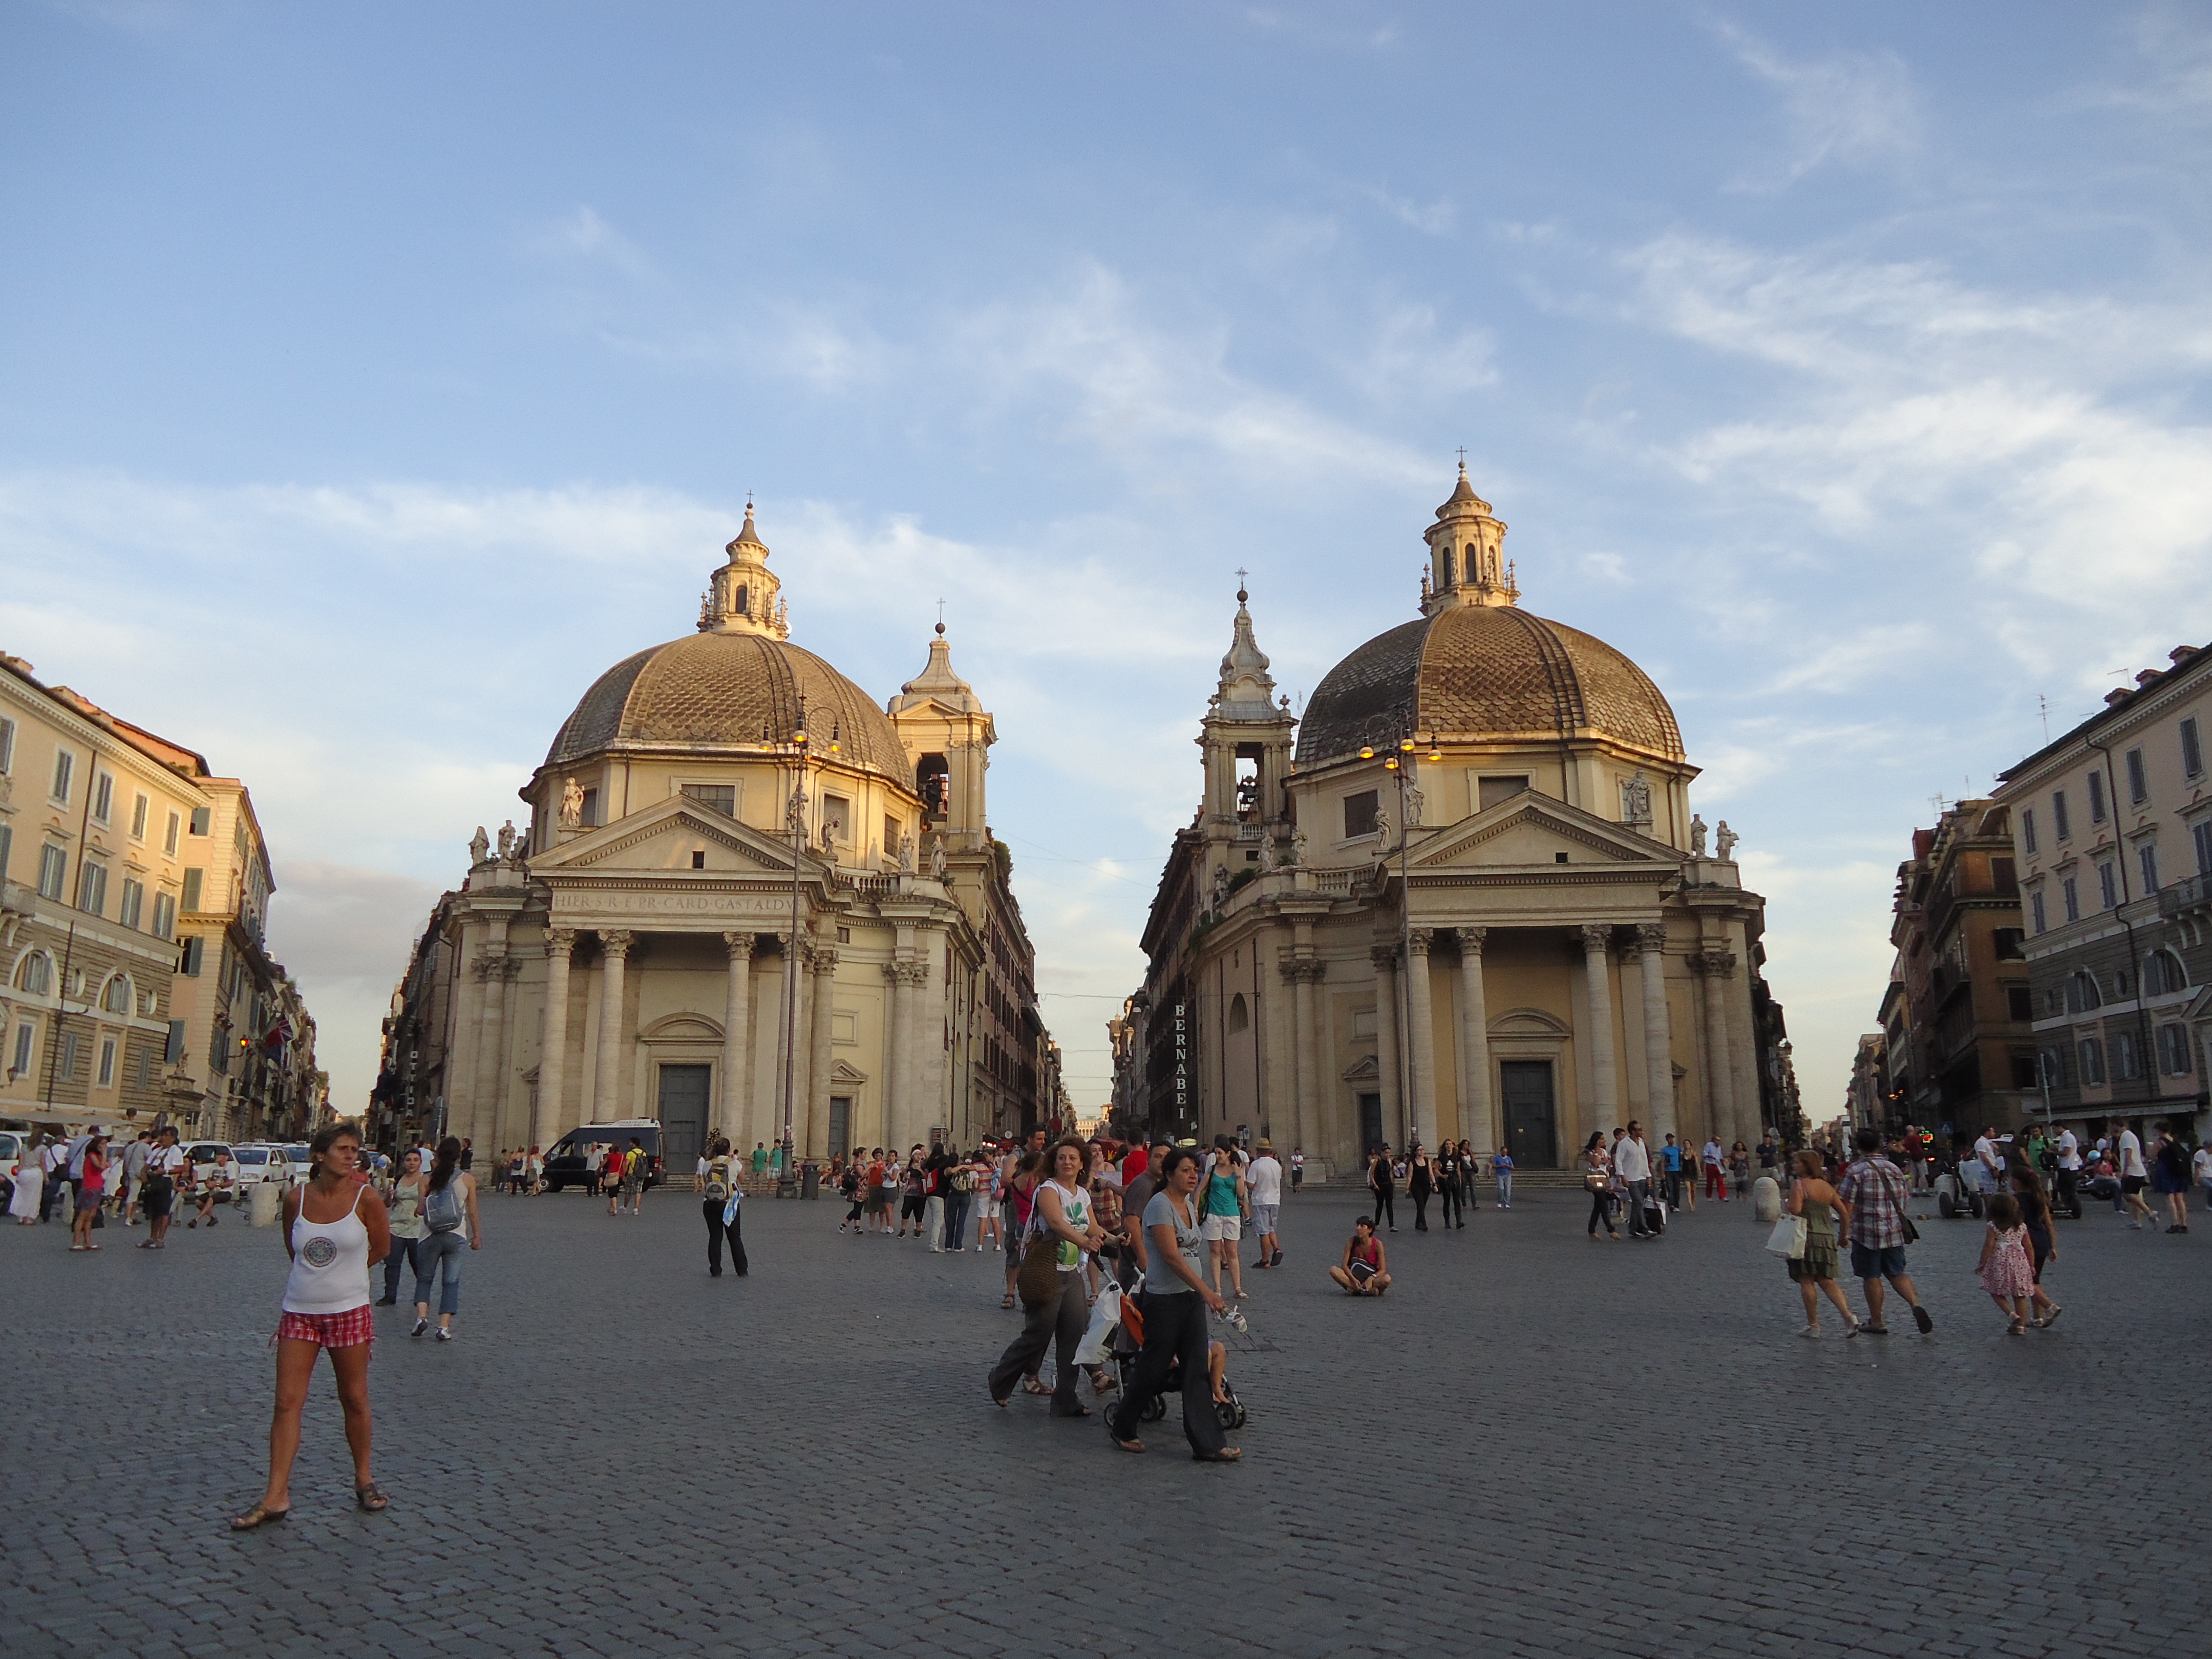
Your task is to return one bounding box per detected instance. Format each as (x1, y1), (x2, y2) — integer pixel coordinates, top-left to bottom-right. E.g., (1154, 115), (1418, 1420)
(2158, 874), (2212, 918)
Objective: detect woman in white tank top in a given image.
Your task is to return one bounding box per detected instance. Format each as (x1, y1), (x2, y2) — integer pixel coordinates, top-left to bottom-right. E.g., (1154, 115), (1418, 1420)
(232, 1123), (391, 1530)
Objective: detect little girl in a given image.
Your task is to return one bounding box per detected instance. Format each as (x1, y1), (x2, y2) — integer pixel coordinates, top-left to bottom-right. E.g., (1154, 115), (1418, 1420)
(1975, 1193), (2036, 1334)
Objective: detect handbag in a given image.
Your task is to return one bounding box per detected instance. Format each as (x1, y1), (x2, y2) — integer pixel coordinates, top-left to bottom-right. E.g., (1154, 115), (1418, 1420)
(1015, 1232), (1061, 1308)
(1764, 1215), (1807, 1258)
(1901, 1216), (1921, 1245)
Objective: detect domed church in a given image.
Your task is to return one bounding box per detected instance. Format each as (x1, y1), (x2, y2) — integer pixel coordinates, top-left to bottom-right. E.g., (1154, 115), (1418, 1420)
(378, 506), (1059, 1170)
(1122, 469), (1776, 1175)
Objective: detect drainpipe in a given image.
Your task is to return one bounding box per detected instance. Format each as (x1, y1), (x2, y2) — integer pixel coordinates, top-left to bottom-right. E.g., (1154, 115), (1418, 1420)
(2083, 732), (2160, 1123)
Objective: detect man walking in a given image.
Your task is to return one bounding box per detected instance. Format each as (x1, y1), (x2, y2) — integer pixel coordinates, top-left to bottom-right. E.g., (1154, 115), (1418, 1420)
(1616, 1121), (1655, 1239)
(1658, 1133), (1685, 1211)
(119, 1130), (152, 1224)
(1246, 1140), (1284, 1268)
(2054, 1124), (2082, 1216)
(1838, 1127), (1934, 1334)
(139, 1126), (188, 1249)
(2113, 1119), (2155, 1229)
(1701, 1136), (1727, 1202)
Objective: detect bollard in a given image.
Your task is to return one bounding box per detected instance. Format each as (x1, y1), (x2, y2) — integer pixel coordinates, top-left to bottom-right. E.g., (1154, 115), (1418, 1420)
(247, 1182), (283, 1227)
(1752, 1174), (1781, 1223)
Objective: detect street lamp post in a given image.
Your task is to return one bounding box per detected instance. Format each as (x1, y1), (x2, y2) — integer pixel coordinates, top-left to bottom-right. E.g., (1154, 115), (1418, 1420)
(1365, 729), (1440, 1152)
(777, 704), (810, 1199)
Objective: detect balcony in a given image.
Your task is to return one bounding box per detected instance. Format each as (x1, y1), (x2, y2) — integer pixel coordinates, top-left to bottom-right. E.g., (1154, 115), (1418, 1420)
(2159, 874), (2212, 918)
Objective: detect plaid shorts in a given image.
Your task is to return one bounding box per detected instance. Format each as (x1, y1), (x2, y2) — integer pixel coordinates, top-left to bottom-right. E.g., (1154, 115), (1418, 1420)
(276, 1306), (375, 1349)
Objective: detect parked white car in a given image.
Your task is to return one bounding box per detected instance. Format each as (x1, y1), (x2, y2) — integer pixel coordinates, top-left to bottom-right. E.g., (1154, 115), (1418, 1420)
(228, 1145), (292, 1190)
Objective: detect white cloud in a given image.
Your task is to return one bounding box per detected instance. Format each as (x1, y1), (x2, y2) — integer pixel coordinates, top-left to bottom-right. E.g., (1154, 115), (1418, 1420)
(527, 206), (659, 283)
(1709, 17), (1923, 185)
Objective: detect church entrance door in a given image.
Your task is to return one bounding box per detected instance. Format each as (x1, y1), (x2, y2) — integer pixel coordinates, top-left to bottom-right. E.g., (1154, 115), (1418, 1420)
(658, 1064), (712, 1172)
(1357, 1093), (1384, 1157)
(1499, 1060), (1557, 1169)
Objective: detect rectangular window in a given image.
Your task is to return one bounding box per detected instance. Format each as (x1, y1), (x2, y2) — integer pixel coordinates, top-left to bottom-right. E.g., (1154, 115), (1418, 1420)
(92, 772), (113, 823)
(1343, 790), (1380, 839)
(820, 794), (849, 842)
(181, 867), (204, 911)
(134, 1045), (153, 1088)
(2079, 1038), (2105, 1086)
(2030, 891), (2047, 934)
(0, 716), (13, 772)
(2087, 770), (2106, 824)
(97, 1038), (116, 1088)
(2185, 716), (2204, 779)
(2114, 1030), (2142, 1081)
(2125, 748), (2147, 805)
(2140, 843), (2160, 894)
(188, 806), (210, 836)
(678, 782), (736, 817)
(164, 1019), (185, 1065)
(2010, 1054), (2040, 1089)
(76, 860), (108, 917)
(580, 789), (600, 829)
(210, 1025), (229, 1074)
(12, 1023), (34, 1077)
(2022, 809), (2037, 855)
(37, 843), (67, 900)
(884, 814), (900, 858)
(59, 1031), (80, 1080)
(180, 935), (204, 976)
(2159, 1023), (2194, 1076)
(164, 811), (181, 856)
(151, 891), (176, 939)
(2061, 878), (2079, 922)
(0, 824), (9, 883)
(1993, 927), (2025, 960)
(2006, 985), (2033, 1022)
(131, 792), (149, 840)
(2052, 790), (2070, 841)
(119, 878), (144, 930)
(51, 750), (73, 803)
(1479, 774), (1530, 813)
(2097, 862), (2118, 910)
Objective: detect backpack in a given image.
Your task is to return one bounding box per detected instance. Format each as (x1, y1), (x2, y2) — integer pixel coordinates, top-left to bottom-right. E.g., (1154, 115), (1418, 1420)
(951, 1165), (973, 1194)
(704, 1158), (732, 1202)
(424, 1181), (465, 1234)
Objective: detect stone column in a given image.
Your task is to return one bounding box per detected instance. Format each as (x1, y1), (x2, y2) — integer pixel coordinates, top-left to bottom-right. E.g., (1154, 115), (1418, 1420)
(591, 930), (632, 1120)
(721, 931), (754, 1148)
(1280, 956), (1316, 1166)
(1405, 927), (1438, 1152)
(914, 932), (946, 1143)
(1720, 928), (1762, 1146)
(1694, 950), (1737, 1152)
(472, 932), (513, 1149)
(1371, 945), (1401, 1151)
(1454, 927), (1492, 1156)
(1636, 924), (1675, 1143)
(883, 958), (911, 1152)
(539, 929), (575, 1142)
(772, 933), (806, 1160)
(807, 945), (838, 1158)
(1579, 925), (1619, 1123)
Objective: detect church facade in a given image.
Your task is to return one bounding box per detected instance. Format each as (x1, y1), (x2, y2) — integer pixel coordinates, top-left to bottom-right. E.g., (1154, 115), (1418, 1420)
(1121, 470), (1779, 1174)
(375, 507), (1056, 1168)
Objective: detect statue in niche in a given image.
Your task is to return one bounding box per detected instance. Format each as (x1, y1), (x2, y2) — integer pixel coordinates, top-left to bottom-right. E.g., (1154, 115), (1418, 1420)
(1715, 820), (1738, 861)
(1689, 814), (1708, 857)
(560, 777), (584, 829)
(1259, 836), (1278, 874)
(899, 831), (917, 874)
(1621, 769), (1653, 826)
(469, 826), (490, 866)
(929, 839), (947, 881)
(1374, 808), (1392, 849)
(496, 820), (516, 860)
(1211, 864), (1230, 910)
(1291, 826), (1310, 866)
(1403, 784), (1425, 828)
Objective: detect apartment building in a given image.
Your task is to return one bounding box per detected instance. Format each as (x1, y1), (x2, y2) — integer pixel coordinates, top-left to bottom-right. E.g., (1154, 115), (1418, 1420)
(1998, 643), (2212, 1138)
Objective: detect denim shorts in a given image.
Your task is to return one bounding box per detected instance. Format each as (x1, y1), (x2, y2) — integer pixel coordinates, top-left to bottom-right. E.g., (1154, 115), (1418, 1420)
(1849, 1242), (1908, 1281)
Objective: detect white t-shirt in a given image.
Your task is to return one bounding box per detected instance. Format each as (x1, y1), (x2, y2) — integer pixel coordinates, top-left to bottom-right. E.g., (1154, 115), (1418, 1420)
(1614, 1137), (1652, 1182)
(1701, 1140), (1723, 1167)
(1290, 1153), (1304, 1169)
(2057, 1130), (2081, 1171)
(1246, 1155), (1283, 1206)
(2193, 1147), (2212, 1185)
(1973, 1136), (2002, 1173)
(2117, 1130), (2146, 1178)
(148, 1144), (188, 1175)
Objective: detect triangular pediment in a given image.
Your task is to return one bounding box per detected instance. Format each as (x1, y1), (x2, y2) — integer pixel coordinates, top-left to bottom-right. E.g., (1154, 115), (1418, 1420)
(830, 1059), (870, 1084)
(1411, 795), (1671, 870)
(530, 795), (811, 878)
(1341, 1052), (1381, 1082)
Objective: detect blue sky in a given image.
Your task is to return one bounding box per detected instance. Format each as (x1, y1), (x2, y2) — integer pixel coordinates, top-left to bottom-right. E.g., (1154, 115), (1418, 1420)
(4, 3), (2209, 1117)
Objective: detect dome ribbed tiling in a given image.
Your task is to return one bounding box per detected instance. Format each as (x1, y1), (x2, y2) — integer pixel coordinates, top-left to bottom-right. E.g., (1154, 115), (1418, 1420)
(1294, 605), (1684, 768)
(546, 631), (906, 774)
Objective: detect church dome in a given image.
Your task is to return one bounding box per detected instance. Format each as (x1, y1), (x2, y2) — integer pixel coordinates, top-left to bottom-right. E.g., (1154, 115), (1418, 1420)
(1294, 603), (1685, 768)
(546, 630), (907, 775)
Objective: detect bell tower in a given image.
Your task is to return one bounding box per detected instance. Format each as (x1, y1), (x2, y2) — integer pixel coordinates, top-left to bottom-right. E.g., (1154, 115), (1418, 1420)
(1421, 462), (1516, 615)
(1199, 577), (1298, 863)
(887, 622), (995, 854)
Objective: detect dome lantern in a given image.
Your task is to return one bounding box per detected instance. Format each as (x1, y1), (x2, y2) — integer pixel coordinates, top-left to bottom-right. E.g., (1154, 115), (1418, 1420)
(698, 499), (790, 640)
(1422, 461), (1516, 615)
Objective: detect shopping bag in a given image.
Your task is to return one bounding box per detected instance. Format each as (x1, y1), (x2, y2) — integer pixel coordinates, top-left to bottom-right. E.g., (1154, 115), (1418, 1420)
(1763, 1215), (1807, 1258)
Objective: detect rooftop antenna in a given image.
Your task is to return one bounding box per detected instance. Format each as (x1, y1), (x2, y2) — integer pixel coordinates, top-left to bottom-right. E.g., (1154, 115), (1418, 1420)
(2037, 694), (2049, 742)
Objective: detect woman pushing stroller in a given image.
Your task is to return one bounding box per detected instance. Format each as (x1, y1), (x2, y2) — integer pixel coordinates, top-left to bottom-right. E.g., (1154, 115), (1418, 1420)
(1105, 1147), (1240, 1461)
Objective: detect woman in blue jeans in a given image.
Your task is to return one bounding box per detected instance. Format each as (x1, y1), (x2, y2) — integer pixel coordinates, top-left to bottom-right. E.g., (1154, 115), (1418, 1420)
(412, 1137), (481, 1342)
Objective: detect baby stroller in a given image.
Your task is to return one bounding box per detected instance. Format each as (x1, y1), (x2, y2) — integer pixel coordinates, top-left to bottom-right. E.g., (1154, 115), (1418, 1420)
(1111, 1292), (1247, 1432)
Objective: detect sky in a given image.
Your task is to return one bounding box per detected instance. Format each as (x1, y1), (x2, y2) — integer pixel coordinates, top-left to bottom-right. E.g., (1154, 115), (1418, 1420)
(3, 3), (2209, 1119)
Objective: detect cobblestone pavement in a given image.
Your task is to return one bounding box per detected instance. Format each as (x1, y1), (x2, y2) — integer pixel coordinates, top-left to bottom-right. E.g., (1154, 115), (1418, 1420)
(5, 1178), (2208, 1658)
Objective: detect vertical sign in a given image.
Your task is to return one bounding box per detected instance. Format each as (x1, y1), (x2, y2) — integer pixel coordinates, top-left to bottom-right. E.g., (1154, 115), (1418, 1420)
(1174, 1002), (1188, 1119)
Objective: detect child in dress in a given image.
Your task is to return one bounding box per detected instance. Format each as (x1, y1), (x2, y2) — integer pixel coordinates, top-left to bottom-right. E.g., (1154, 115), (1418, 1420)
(1975, 1194), (2036, 1335)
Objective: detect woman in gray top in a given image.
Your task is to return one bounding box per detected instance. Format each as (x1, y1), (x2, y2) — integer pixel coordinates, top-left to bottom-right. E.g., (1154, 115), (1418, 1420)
(1104, 1147), (1238, 1461)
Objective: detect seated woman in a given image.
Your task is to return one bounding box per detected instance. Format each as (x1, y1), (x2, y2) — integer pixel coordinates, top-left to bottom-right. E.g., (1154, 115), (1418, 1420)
(1327, 1215), (1391, 1295)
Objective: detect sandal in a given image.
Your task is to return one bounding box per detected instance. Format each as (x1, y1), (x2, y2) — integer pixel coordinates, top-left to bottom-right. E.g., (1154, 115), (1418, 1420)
(230, 1501), (290, 1530)
(999, 1294), (1016, 1310)
(355, 1481), (391, 1512)
(1190, 1448), (1242, 1462)
(1021, 1377), (1051, 1396)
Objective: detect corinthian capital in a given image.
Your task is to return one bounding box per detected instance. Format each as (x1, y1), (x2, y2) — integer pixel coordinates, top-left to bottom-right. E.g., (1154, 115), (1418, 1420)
(1635, 923), (1668, 953)
(1456, 926), (1487, 956)
(599, 928), (634, 959)
(1370, 945), (1399, 972)
(546, 927), (577, 959)
(1579, 924), (1614, 953)
(1406, 926), (1435, 955)
(723, 930), (756, 961)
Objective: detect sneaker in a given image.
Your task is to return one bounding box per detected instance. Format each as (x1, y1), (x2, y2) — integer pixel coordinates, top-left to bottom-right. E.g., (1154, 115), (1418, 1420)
(1798, 1324), (1820, 1339)
(434, 1327), (454, 1342)
(411, 1319), (429, 1337)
